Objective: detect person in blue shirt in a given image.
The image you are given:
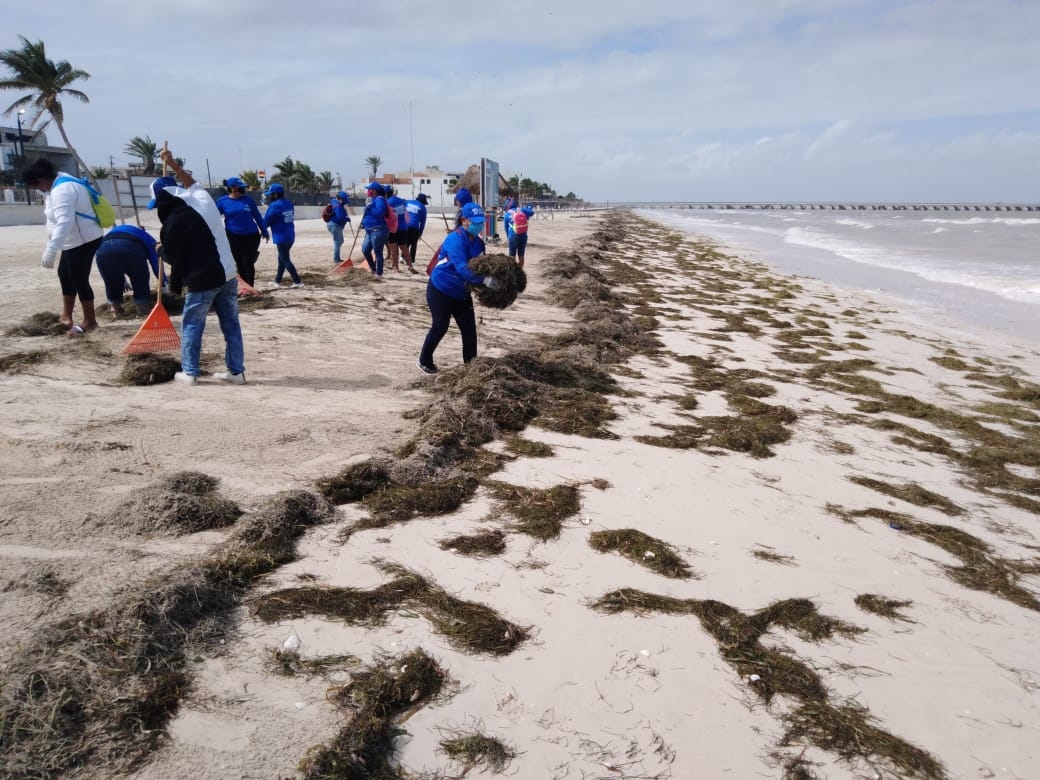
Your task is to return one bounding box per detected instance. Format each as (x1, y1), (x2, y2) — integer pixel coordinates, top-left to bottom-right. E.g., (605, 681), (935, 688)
(327, 190), (352, 265)
(452, 187), (473, 228)
(385, 186), (410, 272)
(216, 176), (268, 287)
(359, 182), (389, 277)
(417, 202), (492, 374)
(94, 224), (160, 317)
(503, 203), (535, 269)
(262, 183), (303, 288)
(403, 193), (428, 276)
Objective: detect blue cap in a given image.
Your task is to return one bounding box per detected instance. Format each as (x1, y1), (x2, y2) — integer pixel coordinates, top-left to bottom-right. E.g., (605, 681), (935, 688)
(460, 202), (485, 224)
(336, 190), (348, 200)
(264, 182), (284, 197)
(454, 187), (473, 207)
(225, 176), (246, 189)
(147, 175), (177, 209)
(366, 181), (383, 194)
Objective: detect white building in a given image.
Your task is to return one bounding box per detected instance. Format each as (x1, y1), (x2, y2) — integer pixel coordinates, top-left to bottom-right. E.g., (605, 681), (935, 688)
(1, 126), (77, 204)
(353, 166), (463, 209)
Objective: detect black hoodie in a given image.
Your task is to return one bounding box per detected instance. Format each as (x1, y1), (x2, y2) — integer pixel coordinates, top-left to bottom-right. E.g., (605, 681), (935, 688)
(156, 189), (229, 294)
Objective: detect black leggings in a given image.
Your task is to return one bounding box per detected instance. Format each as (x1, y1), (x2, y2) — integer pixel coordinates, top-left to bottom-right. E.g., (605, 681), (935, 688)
(226, 231), (262, 286)
(57, 236), (102, 300)
(419, 283), (477, 367)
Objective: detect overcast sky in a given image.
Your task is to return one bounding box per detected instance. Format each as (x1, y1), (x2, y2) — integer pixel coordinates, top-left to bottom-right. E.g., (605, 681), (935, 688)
(3, 1), (1039, 202)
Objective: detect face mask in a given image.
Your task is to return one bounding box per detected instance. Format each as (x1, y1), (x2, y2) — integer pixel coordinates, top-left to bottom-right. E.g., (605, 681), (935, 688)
(466, 222), (483, 236)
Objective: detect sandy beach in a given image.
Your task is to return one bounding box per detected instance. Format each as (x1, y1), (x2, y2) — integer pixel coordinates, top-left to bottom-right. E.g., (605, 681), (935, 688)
(1, 208), (1038, 780)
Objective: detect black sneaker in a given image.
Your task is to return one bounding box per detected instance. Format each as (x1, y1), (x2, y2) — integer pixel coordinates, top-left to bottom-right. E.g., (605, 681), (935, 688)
(417, 360), (438, 375)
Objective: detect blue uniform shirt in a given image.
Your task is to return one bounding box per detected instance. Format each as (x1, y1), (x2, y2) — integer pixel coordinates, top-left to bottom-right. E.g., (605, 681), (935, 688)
(430, 227), (486, 300)
(216, 194), (268, 238)
(361, 196), (388, 230)
(404, 199), (427, 233)
(331, 202), (351, 226)
(263, 199), (295, 244)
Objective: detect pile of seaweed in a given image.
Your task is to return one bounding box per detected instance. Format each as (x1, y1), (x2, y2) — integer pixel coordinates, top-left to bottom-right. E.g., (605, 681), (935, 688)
(98, 471), (241, 535)
(119, 353), (181, 385)
(0, 490), (334, 779)
(4, 312), (67, 337)
(468, 253), (527, 308)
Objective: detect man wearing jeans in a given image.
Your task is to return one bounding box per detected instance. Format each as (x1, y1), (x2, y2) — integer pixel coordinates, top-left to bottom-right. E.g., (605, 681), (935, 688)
(149, 148), (246, 385)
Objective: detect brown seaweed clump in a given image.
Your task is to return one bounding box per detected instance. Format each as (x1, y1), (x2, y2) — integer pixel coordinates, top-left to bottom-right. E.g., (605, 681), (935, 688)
(119, 353), (181, 385)
(100, 470), (242, 535)
(438, 528), (508, 557)
(589, 589), (942, 778)
(468, 253), (527, 309)
(588, 528), (695, 579)
(300, 648), (450, 780)
(253, 563), (528, 657)
(439, 729), (516, 773)
(4, 312), (67, 337)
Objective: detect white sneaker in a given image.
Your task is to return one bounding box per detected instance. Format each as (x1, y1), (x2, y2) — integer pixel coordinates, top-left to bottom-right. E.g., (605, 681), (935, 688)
(267, 281), (281, 288)
(174, 371), (198, 385)
(291, 282), (305, 289)
(214, 371), (246, 385)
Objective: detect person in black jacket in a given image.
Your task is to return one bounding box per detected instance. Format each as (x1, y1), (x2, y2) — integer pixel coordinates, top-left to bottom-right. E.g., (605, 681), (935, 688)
(149, 148), (246, 385)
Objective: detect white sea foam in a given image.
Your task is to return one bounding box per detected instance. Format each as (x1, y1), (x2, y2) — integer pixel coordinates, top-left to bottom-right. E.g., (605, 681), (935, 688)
(922, 216), (1040, 226)
(834, 218), (875, 229)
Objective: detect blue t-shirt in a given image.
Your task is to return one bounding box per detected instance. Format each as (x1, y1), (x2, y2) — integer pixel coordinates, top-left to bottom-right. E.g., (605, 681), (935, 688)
(404, 199), (427, 232)
(331, 202), (351, 226)
(430, 227), (485, 300)
(360, 196), (388, 230)
(216, 194), (268, 238)
(263, 199), (295, 244)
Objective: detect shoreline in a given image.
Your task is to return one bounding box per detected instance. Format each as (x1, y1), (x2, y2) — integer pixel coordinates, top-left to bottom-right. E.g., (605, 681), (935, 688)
(1, 211), (1038, 779)
(642, 207), (1040, 346)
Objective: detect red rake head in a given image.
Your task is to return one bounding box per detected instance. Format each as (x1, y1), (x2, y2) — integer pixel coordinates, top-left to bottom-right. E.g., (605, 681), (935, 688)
(329, 258), (354, 275)
(122, 303), (181, 355)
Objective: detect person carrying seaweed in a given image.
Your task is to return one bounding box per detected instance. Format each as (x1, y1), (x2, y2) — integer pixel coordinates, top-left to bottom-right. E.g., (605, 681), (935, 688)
(417, 202), (497, 374)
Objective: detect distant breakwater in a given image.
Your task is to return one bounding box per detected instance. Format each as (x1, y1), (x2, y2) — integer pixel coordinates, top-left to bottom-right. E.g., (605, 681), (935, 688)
(606, 202), (1040, 212)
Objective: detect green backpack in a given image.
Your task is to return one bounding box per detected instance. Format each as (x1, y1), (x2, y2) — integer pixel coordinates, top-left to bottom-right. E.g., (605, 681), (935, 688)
(53, 175), (117, 228)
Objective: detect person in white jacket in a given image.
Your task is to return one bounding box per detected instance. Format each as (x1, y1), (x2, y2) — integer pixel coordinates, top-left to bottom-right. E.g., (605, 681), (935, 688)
(23, 158), (103, 334)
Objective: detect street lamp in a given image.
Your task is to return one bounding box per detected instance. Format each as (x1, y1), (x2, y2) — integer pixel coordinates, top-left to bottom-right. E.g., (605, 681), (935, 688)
(16, 109), (29, 205)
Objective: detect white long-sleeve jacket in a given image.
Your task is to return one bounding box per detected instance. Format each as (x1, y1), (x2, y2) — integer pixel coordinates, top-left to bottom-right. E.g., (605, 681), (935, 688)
(42, 172), (104, 266)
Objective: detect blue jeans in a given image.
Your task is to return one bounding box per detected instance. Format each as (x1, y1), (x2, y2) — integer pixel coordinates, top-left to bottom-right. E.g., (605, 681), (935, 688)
(327, 221), (345, 262)
(95, 238), (152, 307)
(180, 278), (245, 377)
(274, 242), (301, 284)
(362, 227), (388, 275)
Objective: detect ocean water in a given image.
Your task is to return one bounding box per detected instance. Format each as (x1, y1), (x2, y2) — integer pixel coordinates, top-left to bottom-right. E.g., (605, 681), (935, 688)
(641, 208), (1040, 344)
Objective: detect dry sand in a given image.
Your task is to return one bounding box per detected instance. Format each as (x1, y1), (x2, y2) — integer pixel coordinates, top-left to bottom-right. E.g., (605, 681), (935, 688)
(1, 207), (1038, 779)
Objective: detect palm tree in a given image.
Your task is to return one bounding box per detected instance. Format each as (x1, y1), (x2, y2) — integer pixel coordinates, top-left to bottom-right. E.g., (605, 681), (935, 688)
(317, 170), (334, 192)
(290, 162), (316, 193)
(272, 155), (298, 186)
(241, 170), (260, 190)
(124, 135), (158, 175)
(0, 35), (93, 183)
(365, 155), (382, 179)
(90, 165), (110, 180)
